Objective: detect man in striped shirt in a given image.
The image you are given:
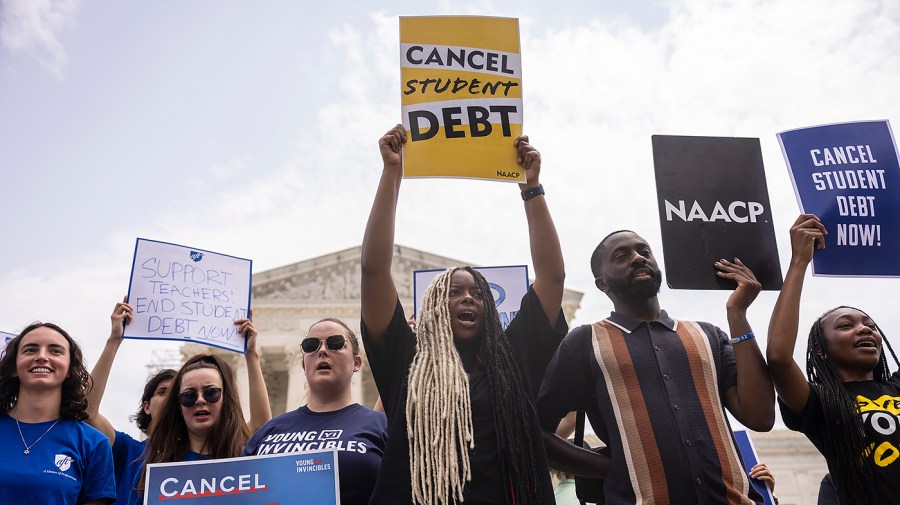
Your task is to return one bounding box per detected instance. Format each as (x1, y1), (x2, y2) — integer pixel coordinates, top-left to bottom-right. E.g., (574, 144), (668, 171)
(538, 230), (775, 504)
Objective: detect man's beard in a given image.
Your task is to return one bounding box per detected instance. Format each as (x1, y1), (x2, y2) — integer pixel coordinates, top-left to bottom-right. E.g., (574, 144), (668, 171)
(605, 268), (663, 302)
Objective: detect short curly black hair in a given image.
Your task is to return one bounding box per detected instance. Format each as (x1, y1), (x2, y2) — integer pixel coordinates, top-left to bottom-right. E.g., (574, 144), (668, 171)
(131, 368), (177, 433)
(0, 322), (92, 420)
(590, 230), (635, 280)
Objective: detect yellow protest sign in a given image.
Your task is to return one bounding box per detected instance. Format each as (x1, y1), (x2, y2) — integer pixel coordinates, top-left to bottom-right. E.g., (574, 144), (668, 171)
(400, 16), (524, 182)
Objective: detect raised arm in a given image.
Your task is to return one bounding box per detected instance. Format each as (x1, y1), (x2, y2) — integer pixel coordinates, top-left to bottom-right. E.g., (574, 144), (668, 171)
(236, 312), (272, 433)
(766, 214), (826, 414)
(87, 298), (132, 445)
(360, 125), (405, 345)
(715, 258), (775, 431)
(516, 136), (565, 322)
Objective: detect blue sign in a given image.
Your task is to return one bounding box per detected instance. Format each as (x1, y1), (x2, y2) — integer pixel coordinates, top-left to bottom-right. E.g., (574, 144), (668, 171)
(144, 449), (339, 504)
(413, 265), (529, 330)
(733, 430), (776, 505)
(778, 120), (900, 276)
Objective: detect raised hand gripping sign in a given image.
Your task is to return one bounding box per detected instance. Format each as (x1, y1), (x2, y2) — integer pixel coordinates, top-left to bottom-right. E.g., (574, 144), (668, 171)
(733, 430), (777, 505)
(144, 449), (339, 505)
(413, 265), (529, 330)
(778, 120), (900, 276)
(125, 238), (252, 353)
(400, 16), (524, 182)
(652, 135), (782, 290)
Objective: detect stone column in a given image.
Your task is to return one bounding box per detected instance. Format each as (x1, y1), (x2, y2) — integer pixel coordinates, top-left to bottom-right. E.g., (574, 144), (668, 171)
(229, 354), (251, 422)
(284, 346), (308, 412)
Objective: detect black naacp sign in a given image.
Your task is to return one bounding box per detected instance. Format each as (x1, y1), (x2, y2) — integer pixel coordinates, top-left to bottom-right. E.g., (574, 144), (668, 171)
(652, 135), (783, 290)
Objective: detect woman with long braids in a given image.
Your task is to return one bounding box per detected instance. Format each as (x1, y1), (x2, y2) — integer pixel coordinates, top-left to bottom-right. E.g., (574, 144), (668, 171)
(0, 323), (116, 504)
(361, 124), (567, 504)
(767, 214), (900, 505)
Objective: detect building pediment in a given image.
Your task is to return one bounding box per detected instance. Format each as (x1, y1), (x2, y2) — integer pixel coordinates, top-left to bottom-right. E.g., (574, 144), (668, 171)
(252, 245), (472, 302)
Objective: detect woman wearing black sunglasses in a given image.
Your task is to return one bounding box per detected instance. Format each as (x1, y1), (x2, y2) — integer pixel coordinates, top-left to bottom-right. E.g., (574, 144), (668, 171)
(128, 318), (272, 504)
(92, 301), (270, 505)
(242, 318), (388, 505)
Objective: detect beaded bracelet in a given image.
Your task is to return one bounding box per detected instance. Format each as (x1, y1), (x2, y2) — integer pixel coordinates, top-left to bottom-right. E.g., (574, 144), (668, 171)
(728, 332), (755, 345)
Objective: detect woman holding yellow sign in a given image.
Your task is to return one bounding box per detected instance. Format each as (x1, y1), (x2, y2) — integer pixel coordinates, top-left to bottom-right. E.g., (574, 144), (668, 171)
(361, 124), (566, 504)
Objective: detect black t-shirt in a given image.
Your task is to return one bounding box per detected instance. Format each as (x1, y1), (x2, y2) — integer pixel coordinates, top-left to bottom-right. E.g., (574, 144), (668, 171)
(362, 286), (567, 504)
(816, 474), (839, 505)
(781, 372), (900, 504)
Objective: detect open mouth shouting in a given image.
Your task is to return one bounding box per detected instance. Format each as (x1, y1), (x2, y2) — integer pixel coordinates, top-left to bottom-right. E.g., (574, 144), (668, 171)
(193, 408), (212, 422)
(854, 337), (879, 352)
(450, 306), (484, 341)
(315, 361), (333, 372)
(457, 310), (478, 328)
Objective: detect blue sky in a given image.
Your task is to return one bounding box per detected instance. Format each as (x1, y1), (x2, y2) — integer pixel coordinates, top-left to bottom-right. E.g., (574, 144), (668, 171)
(2, 0), (899, 435)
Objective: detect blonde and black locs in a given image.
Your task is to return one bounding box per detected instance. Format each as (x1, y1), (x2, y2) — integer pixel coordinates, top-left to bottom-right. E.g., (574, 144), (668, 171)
(806, 306), (900, 505)
(406, 267), (541, 505)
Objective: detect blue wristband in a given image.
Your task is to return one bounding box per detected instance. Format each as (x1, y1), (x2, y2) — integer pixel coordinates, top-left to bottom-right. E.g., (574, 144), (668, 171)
(729, 332), (755, 345)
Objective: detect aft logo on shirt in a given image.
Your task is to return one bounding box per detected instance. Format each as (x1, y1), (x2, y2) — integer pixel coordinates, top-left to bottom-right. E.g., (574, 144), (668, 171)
(857, 394), (900, 468)
(55, 454), (74, 471)
(43, 453), (77, 481)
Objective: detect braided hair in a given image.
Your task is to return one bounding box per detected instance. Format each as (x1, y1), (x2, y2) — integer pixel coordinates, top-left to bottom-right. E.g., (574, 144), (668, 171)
(806, 306), (900, 505)
(405, 267), (542, 505)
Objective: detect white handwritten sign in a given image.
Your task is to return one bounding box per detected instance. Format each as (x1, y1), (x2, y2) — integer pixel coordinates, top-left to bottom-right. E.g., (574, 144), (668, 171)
(124, 238), (252, 354)
(413, 265), (528, 330)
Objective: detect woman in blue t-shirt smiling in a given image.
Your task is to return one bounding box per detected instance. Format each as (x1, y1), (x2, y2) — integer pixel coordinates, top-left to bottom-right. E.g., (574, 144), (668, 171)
(0, 322), (116, 504)
(242, 318), (388, 505)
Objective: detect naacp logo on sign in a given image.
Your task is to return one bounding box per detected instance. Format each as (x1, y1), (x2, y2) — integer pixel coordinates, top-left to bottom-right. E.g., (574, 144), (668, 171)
(189, 251), (204, 262)
(55, 454), (74, 472)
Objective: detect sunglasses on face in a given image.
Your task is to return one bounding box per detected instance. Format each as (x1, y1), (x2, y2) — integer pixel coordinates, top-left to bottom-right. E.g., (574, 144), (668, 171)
(178, 386), (223, 408)
(301, 334), (346, 353)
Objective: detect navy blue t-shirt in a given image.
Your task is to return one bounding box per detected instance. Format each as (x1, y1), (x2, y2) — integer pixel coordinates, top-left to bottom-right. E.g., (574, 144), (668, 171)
(242, 403), (387, 505)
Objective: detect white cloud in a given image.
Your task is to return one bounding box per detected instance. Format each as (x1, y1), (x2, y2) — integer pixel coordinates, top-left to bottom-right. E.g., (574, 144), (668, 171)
(0, 0), (79, 78)
(207, 158), (244, 179)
